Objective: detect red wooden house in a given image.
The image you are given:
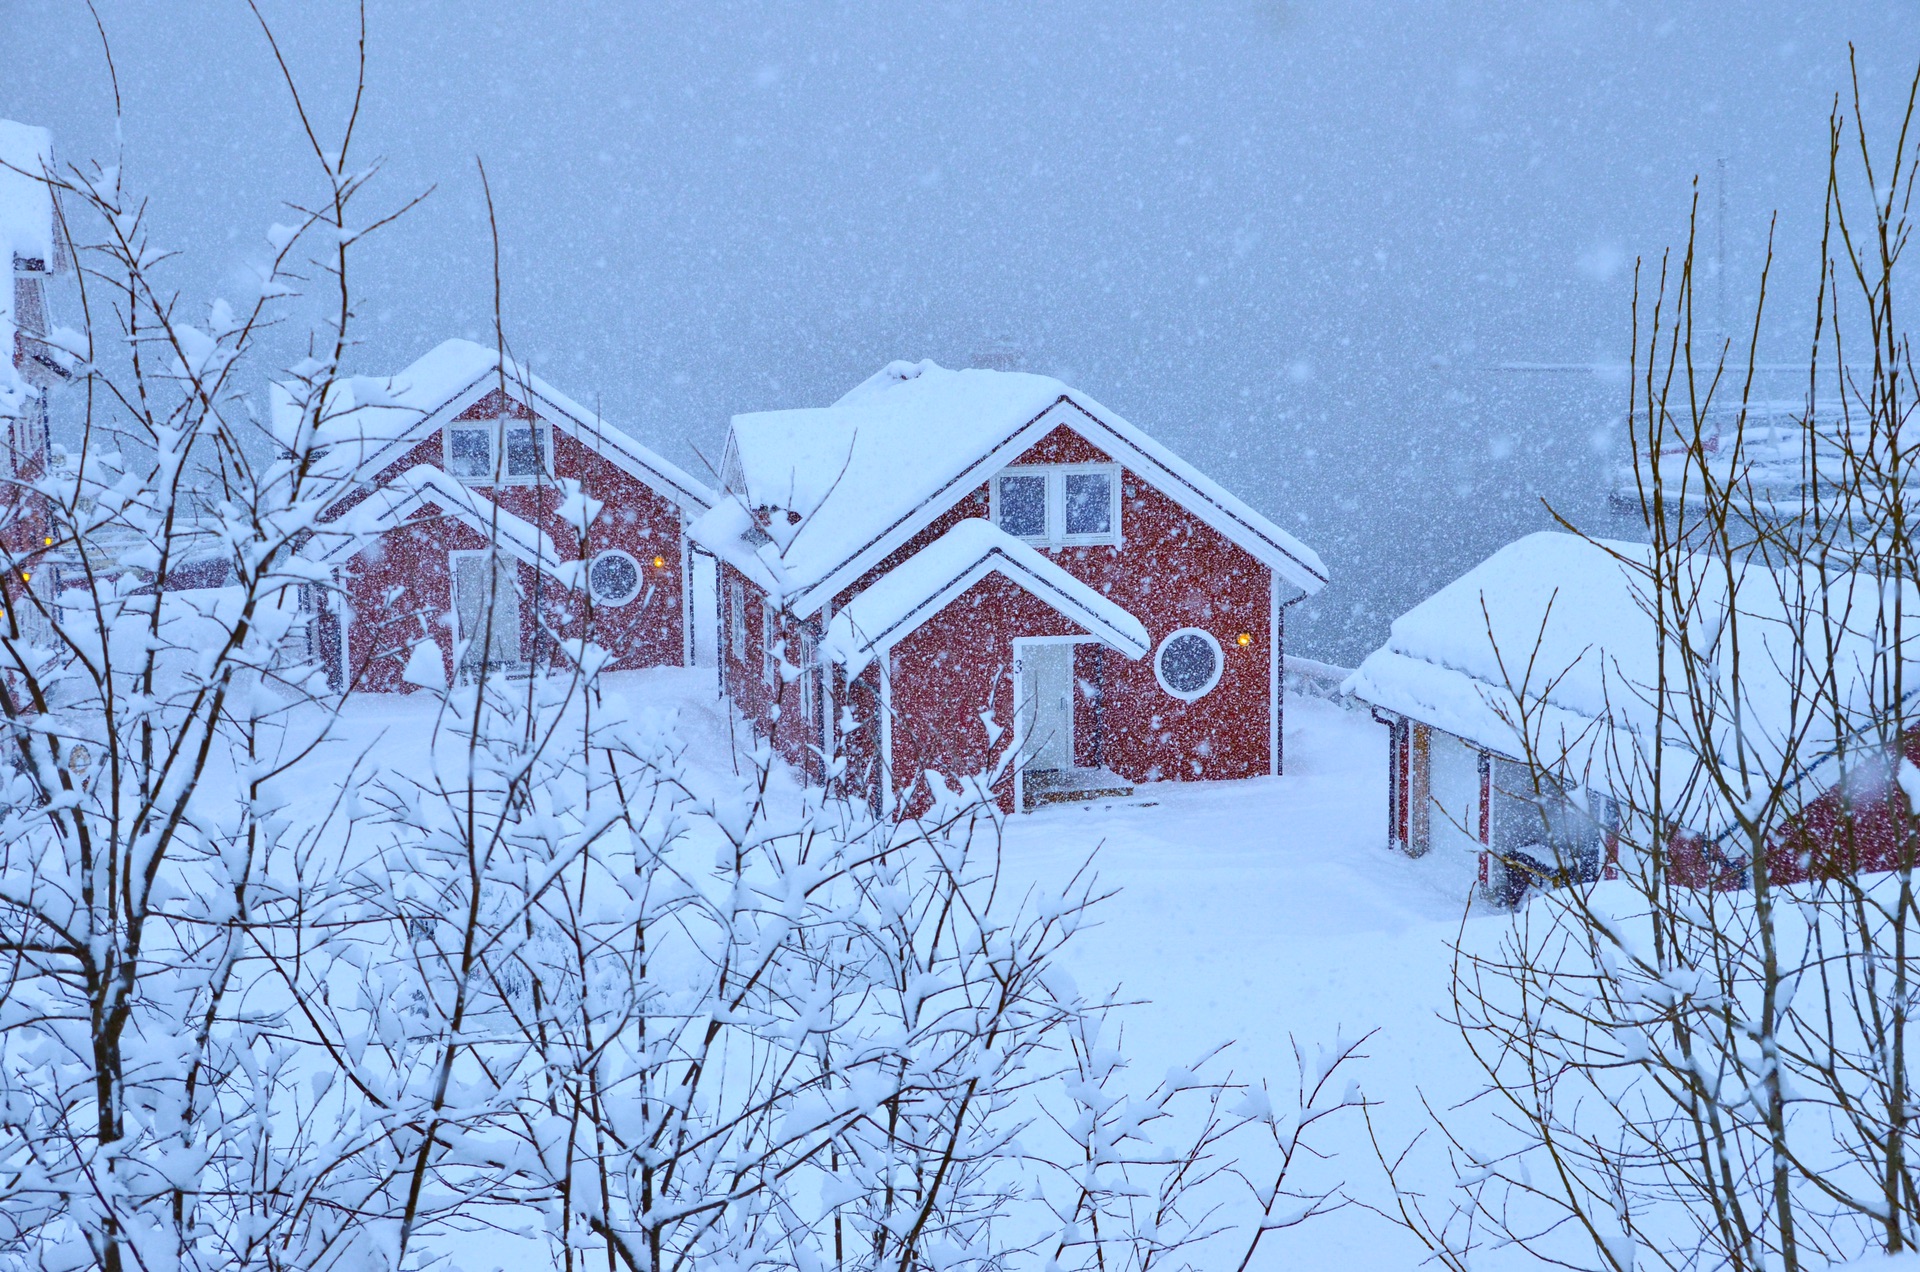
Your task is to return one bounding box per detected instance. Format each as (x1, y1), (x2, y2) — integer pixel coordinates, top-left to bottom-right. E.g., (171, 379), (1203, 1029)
(689, 358), (1327, 815)
(293, 340), (713, 692)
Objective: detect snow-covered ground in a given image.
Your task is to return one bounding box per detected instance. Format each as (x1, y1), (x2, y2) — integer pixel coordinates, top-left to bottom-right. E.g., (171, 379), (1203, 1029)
(997, 695), (1484, 1268)
(321, 670), (1496, 1268)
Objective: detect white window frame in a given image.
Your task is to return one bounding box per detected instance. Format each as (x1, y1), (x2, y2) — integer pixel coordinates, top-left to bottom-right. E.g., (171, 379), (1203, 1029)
(1154, 627), (1223, 702)
(441, 417), (552, 486)
(443, 422), (496, 483)
(587, 549), (643, 606)
(728, 579), (746, 661)
(990, 463), (1122, 548)
(797, 628), (817, 730)
(761, 599), (780, 686)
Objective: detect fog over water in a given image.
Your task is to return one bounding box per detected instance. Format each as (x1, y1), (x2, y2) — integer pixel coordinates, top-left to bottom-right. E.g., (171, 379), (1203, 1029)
(7, 2), (1918, 662)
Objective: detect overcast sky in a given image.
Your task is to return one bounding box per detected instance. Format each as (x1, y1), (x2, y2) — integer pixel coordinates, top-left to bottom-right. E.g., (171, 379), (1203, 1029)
(7, 1), (1917, 660)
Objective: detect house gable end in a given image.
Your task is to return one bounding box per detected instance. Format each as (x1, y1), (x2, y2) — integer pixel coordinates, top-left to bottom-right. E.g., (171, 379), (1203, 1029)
(319, 362), (711, 521)
(795, 394), (1322, 615)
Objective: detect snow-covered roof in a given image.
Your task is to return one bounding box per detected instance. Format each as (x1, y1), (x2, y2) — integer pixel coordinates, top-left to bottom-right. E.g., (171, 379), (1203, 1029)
(823, 518), (1151, 678)
(284, 339), (714, 513)
(0, 120), (59, 419)
(0, 120), (57, 271)
(306, 464), (578, 588)
(699, 359), (1325, 615)
(1343, 531), (1920, 833)
(1344, 533), (1653, 764)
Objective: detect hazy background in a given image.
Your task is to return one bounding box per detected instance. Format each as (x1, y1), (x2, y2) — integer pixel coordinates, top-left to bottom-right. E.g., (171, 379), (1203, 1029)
(7, 1), (1917, 662)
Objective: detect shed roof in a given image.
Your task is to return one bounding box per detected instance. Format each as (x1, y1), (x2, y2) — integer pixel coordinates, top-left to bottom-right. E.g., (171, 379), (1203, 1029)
(698, 359), (1325, 615)
(823, 518), (1151, 678)
(283, 339), (714, 513)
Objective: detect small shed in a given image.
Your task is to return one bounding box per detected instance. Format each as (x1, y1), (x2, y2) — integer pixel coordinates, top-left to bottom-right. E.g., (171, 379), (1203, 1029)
(1345, 531), (1920, 898)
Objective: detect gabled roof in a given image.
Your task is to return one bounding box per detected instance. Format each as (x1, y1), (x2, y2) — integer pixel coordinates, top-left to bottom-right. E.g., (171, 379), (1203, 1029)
(1342, 533), (1652, 766)
(823, 519), (1151, 678)
(1341, 531), (1920, 836)
(282, 339), (713, 514)
(306, 465), (580, 589)
(698, 359), (1325, 616)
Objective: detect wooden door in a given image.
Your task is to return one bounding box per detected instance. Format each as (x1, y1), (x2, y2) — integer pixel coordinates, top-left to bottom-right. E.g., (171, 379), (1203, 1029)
(1018, 643), (1074, 775)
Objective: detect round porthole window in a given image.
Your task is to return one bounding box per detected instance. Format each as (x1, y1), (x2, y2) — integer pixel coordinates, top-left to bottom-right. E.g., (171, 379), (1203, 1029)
(1155, 628), (1223, 702)
(588, 550), (643, 606)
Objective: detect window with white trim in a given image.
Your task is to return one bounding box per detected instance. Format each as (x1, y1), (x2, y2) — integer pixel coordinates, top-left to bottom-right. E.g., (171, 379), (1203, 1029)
(1154, 627), (1222, 702)
(728, 579), (746, 661)
(761, 599), (779, 685)
(797, 629), (817, 730)
(502, 422), (549, 480)
(445, 423), (494, 481)
(587, 550), (642, 606)
(441, 417), (551, 485)
(991, 464), (1121, 547)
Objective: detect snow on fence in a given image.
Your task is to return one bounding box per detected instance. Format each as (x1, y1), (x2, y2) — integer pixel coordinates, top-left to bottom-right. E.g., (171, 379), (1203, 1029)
(1284, 654), (1355, 706)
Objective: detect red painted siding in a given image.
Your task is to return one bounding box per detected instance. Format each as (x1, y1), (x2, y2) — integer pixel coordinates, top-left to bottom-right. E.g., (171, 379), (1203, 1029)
(331, 514), (572, 693)
(322, 389), (689, 690)
(725, 421), (1288, 809)
(717, 562), (828, 781)
(886, 573), (1095, 816)
(830, 424), (1276, 785)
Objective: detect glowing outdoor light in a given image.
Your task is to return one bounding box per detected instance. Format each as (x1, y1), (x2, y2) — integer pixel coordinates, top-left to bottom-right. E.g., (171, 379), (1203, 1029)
(653, 555), (667, 569)
(1235, 632), (1253, 647)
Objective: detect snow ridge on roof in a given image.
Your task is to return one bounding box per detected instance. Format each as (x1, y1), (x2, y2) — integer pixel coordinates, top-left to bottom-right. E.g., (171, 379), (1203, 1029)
(284, 340), (714, 512)
(824, 518), (1151, 678)
(711, 359), (1325, 616)
(309, 465), (578, 588)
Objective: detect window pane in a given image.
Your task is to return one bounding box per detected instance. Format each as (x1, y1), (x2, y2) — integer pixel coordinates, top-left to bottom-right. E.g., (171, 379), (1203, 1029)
(996, 473), (1047, 538)
(1064, 471), (1112, 536)
(504, 424), (545, 477)
(589, 552), (639, 603)
(1158, 632), (1217, 695)
(447, 426), (493, 479)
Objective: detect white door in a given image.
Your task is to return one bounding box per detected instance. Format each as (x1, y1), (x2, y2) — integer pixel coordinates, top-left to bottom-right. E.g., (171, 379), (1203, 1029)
(1018, 643), (1074, 774)
(451, 552), (521, 672)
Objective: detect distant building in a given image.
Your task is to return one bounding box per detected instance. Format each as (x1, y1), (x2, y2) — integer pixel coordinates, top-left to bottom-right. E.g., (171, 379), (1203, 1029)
(1606, 398), (1855, 552)
(0, 119), (69, 563)
(291, 341), (713, 692)
(689, 358), (1327, 816)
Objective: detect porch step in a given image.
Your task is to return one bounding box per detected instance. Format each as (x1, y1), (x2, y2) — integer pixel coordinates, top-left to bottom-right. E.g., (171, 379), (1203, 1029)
(1023, 766), (1134, 810)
